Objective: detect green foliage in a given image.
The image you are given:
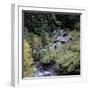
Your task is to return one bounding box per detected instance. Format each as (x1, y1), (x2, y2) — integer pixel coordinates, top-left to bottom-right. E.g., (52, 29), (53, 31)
(74, 22), (80, 31)
(39, 48), (57, 63)
(24, 12), (57, 35)
(55, 14), (80, 30)
(55, 31), (80, 74)
(71, 40), (80, 52)
(39, 31), (80, 75)
(56, 47), (80, 74)
(24, 32), (80, 76)
(23, 12), (80, 76)
(31, 35), (43, 50)
(41, 32), (50, 46)
(24, 39), (35, 77)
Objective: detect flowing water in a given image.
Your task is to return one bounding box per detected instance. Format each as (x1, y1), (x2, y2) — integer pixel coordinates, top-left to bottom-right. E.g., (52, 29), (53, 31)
(33, 30), (72, 77)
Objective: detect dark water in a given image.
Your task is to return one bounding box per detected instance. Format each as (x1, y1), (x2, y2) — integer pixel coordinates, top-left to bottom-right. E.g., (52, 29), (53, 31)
(34, 61), (58, 77)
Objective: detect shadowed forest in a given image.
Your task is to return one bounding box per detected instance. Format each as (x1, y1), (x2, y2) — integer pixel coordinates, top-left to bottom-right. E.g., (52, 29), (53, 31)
(23, 11), (80, 77)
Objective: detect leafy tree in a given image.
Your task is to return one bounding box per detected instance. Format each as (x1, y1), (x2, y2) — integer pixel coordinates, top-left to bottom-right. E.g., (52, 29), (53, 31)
(24, 39), (35, 77)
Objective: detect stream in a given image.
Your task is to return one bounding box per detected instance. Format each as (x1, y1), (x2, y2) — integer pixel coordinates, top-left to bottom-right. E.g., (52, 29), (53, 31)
(33, 29), (72, 77)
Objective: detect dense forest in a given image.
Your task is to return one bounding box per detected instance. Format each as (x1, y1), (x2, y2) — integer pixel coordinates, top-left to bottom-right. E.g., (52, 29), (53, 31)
(23, 11), (80, 77)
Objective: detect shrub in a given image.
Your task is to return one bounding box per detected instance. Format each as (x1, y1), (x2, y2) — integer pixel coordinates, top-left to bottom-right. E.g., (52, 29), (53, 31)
(55, 33), (80, 75)
(38, 30), (80, 75)
(39, 48), (56, 63)
(74, 22), (80, 31)
(24, 39), (35, 77)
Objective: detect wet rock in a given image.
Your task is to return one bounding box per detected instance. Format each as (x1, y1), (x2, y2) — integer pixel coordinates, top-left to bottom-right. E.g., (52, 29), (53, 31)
(43, 71), (53, 76)
(33, 60), (58, 77)
(51, 42), (62, 49)
(34, 71), (44, 77)
(56, 32), (72, 43)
